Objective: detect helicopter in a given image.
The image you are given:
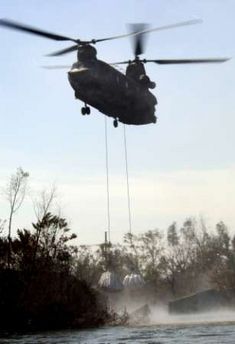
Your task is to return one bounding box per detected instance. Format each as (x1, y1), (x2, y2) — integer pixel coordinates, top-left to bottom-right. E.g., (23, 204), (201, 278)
(0, 19), (229, 128)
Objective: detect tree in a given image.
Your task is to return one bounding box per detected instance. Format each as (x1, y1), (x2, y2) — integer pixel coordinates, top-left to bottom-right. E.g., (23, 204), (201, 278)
(13, 229), (35, 272)
(32, 212), (77, 267)
(33, 184), (58, 221)
(167, 222), (179, 246)
(123, 232), (141, 273)
(4, 167), (29, 267)
(138, 229), (163, 284)
(160, 222), (181, 295)
(0, 219), (6, 235)
(75, 246), (101, 285)
(216, 221), (230, 253)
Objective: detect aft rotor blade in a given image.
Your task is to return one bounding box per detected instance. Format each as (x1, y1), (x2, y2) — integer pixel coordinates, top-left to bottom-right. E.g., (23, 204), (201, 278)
(112, 57), (230, 65)
(95, 19), (202, 43)
(145, 58), (230, 64)
(47, 44), (79, 56)
(135, 32), (145, 56)
(0, 18), (77, 42)
(129, 23), (148, 57)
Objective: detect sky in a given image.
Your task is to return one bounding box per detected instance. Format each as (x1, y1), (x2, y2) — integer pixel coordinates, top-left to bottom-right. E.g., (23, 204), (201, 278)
(0, 0), (234, 245)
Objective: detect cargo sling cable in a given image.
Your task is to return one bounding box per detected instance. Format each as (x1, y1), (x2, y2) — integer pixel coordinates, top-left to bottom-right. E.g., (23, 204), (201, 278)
(123, 124), (132, 235)
(104, 119), (132, 244)
(104, 117), (111, 243)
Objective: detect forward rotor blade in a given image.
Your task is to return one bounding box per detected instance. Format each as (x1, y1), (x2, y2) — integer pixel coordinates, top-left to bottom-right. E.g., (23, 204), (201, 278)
(42, 65), (71, 69)
(0, 17), (202, 55)
(111, 61), (130, 65)
(47, 44), (78, 56)
(95, 19), (202, 43)
(0, 18), (77, 42)
(145, 58), (230, 64)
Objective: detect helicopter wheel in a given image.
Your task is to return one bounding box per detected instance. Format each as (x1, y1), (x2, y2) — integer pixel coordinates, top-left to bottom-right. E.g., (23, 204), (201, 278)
(153, 115), (157, 124)
(81, 107), (87, 115)
(81, 105), (91, 115)
(113, 118), (118, 128)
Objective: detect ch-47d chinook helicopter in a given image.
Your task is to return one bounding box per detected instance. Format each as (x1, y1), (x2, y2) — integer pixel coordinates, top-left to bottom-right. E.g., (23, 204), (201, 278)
(0, 19), (229, 127)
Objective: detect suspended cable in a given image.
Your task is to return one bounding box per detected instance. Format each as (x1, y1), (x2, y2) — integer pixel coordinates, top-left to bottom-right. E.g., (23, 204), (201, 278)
(104, 117), (111, 243)
(123, 124), (132, 234)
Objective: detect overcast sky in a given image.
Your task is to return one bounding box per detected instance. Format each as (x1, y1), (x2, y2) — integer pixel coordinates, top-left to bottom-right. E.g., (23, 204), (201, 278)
(0, 0), (234, 245)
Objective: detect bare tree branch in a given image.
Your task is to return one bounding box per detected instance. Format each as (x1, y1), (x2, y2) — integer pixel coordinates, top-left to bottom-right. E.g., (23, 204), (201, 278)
(3, 167), (29, 267)
(33, 184), (57, 221)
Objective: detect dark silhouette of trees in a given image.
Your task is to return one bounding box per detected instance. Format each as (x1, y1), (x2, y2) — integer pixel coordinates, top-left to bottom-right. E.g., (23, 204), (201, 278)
(0, 212), (109, 331)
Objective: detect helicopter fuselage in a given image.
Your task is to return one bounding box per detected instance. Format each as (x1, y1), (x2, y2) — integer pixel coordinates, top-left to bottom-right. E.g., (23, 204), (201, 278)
(0, 18), (228, 128)
(68, 58), (157, 125)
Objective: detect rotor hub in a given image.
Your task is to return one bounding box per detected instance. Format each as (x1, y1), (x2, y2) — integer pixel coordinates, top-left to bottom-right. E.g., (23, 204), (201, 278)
(77, 44), (97, 62)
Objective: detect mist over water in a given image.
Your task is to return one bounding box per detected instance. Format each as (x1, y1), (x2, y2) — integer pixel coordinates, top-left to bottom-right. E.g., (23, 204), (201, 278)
(2, 306), (235, 343)
(150, 306), (235, 326)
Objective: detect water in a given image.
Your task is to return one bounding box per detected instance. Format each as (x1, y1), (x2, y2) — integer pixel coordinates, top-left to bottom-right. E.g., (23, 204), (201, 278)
(1, 324), (235, 344)
(1, 311), (235, 343)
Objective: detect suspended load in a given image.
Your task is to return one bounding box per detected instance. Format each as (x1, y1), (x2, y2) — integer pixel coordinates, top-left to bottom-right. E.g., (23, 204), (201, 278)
(123, 273), (145, 290)
(98, 271), (124, 292)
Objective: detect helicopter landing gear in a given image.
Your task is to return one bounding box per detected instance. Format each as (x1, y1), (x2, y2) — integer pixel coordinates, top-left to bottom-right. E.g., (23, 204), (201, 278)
(153, 115), (158, 124)
(81, 107), (86, 115)
(81, 104), (91, 115)
(113, 118), (118, 128)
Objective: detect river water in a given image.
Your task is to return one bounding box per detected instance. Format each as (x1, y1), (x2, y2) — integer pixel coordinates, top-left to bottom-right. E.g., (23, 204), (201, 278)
(1, 311), (235, 343)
